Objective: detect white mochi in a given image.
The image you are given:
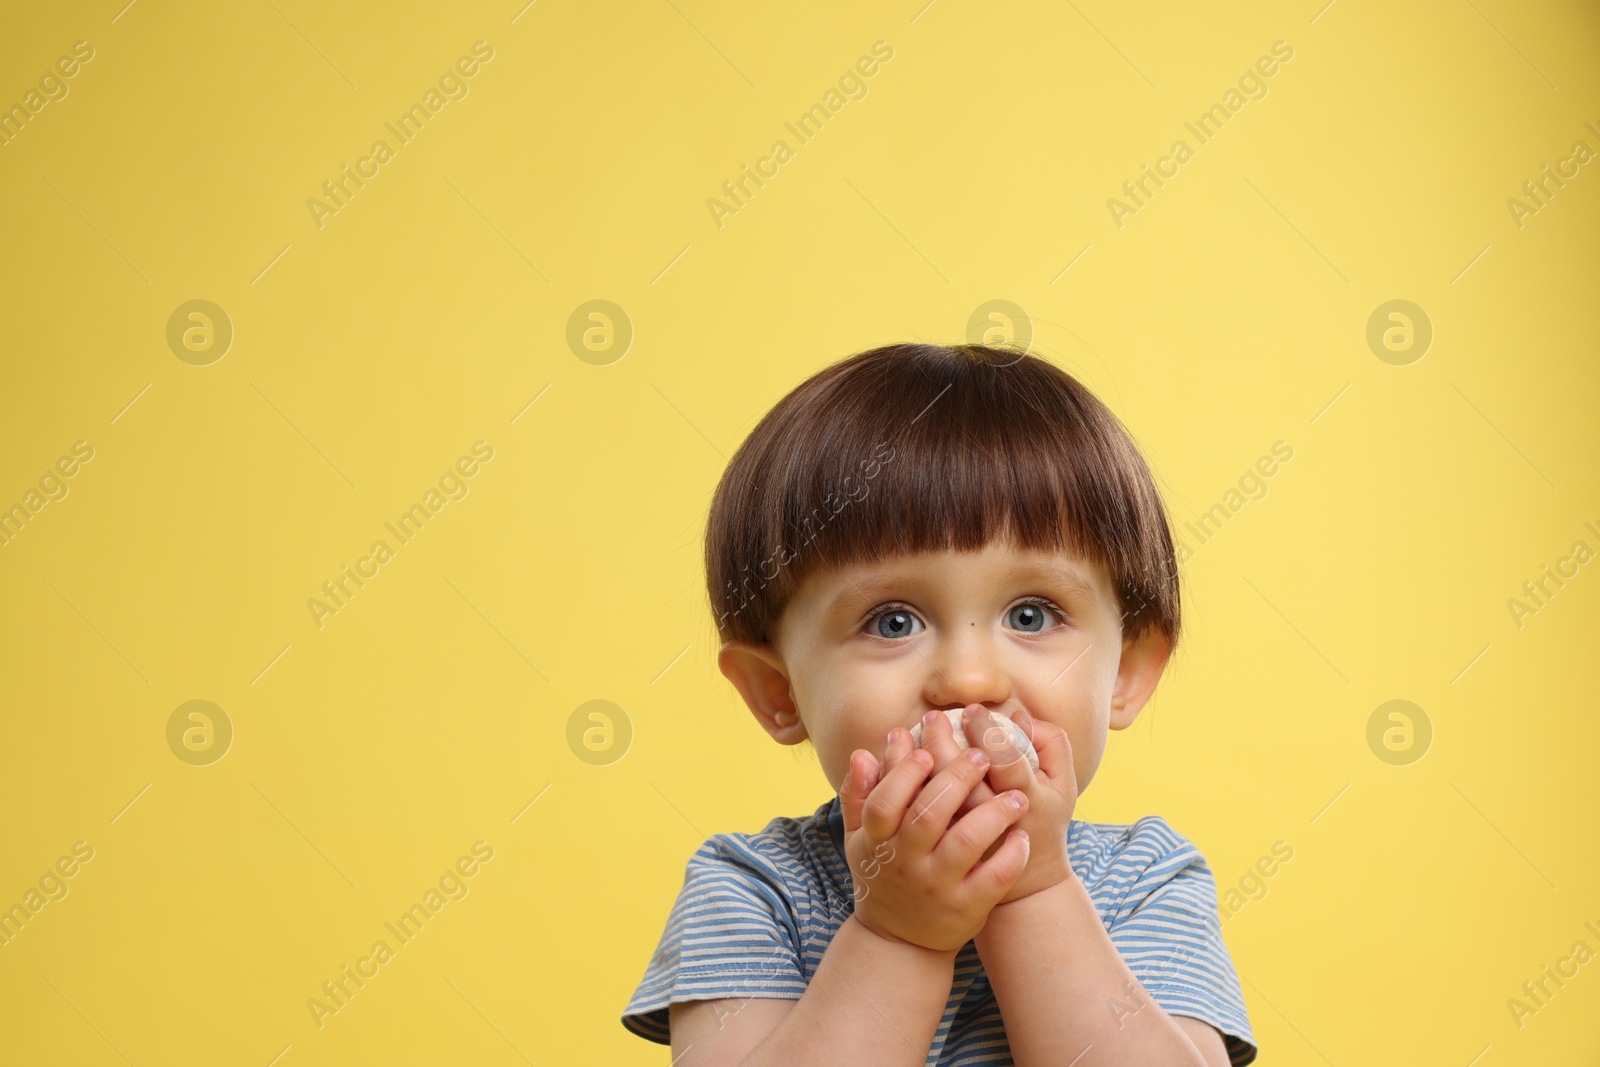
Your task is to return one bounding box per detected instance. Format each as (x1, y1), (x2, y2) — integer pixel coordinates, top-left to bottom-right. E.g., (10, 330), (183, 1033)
(907, 707), (1040, 773)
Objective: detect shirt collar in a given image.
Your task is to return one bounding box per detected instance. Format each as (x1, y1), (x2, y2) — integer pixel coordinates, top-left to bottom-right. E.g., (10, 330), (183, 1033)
(826, 794), (845, 860)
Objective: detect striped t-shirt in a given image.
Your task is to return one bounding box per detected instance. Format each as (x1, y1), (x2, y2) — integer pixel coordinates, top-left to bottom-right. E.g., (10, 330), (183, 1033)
(622, 795), (1258, 1065)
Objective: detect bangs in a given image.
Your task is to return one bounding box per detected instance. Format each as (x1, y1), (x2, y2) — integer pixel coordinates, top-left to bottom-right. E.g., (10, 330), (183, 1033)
(705, 343), (1179, 651)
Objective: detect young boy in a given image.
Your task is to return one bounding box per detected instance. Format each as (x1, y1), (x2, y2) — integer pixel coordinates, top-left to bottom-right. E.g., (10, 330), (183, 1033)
(620, 343), (1258, 1065)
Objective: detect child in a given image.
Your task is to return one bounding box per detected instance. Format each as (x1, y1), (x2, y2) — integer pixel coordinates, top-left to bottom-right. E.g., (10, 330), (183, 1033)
(621, 343), (1257, 1065)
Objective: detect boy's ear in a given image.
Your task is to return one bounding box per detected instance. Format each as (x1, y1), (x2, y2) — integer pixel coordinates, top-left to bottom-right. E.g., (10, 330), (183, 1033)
(1109, 626), (1172, 731)
(717, 640), (809, 745)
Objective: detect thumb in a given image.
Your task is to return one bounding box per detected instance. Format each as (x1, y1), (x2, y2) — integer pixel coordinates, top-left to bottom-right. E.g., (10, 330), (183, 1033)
(1014, 709), (1072, 787)
(839, 749), (880, 834)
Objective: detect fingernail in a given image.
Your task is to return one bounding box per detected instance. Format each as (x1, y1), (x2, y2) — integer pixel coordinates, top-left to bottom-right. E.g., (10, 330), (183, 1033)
(964, 748), (987, 766)
(1006, 790), (1026, 810)
(923, 711), (937, 727)
(886, 729), (897, 748)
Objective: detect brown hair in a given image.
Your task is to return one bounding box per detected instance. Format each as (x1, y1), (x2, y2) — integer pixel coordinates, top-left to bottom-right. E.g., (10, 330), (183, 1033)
(704, 342), (1181, 656)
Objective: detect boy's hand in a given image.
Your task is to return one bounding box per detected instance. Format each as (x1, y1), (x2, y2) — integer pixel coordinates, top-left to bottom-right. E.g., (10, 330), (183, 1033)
(838, 727), (1031, 952)
(919, 706), (1077, 904)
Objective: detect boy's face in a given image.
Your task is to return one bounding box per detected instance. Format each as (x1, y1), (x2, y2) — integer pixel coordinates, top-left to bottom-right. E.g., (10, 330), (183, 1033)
(717, 537), (1173, 799)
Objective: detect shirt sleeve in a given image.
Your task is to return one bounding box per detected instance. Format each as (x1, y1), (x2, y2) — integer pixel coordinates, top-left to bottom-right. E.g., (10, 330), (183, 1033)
(1106, 817), (1258, 1065)
(620, 835), (808, 1045)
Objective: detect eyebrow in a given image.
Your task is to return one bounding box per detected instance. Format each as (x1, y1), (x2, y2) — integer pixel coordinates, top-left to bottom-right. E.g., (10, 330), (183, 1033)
(829, 576), (902, 618)
(1019, 562), (1100, 607)
(829, 561), (1100, 617)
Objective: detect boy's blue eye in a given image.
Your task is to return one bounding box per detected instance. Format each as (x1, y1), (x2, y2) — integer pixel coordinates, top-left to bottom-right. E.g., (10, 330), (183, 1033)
(872, 609), (923, 640)
(1008, 603), (1052, 632)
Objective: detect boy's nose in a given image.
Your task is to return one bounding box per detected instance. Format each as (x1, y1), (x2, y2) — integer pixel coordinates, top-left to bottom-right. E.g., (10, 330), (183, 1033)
(921, 633), (1004, 710)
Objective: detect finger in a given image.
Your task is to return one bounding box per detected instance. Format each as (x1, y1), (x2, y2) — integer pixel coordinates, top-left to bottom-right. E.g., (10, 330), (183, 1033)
(943, 707), (1000, 816)
(963, 826), (1031, 906)
(861, 732), (933, 843)
(1014, 708), (1072, 789)
(966, 707), (1028, 773)
(920, 709), (964, 771)
(898, 746), (991, 856)
(919, 710), (970, 814)
(935, 787), (1028, 881)
(838, 749), (880, 835)
(925, 709), (997, 813)
(884, 721), (916, 770)
(970, 708), (1033, 795)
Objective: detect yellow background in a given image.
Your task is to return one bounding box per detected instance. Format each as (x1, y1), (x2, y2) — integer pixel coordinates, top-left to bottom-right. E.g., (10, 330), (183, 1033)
(2, 0), (1597, 1063)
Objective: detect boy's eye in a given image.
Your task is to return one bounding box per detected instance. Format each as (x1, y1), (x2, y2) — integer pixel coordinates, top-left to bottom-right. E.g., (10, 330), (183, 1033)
(869, 608), (923, 640)
(1008, 601), (1064, 633)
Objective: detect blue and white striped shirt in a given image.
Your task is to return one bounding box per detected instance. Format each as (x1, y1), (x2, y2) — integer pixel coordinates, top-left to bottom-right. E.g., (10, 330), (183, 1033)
(622, 795), (1258, 1065)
